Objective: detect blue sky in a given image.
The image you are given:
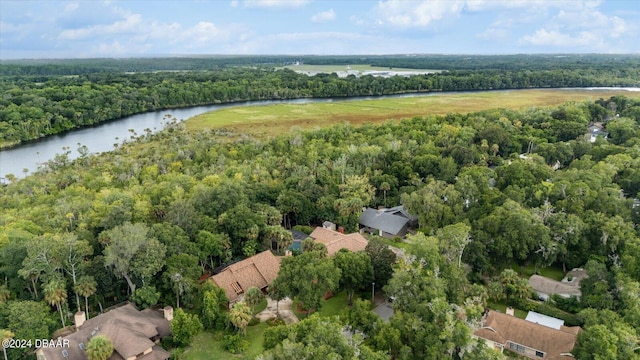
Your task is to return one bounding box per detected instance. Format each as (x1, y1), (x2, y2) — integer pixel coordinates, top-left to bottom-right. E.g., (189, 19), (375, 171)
(1, 0), (638, 59)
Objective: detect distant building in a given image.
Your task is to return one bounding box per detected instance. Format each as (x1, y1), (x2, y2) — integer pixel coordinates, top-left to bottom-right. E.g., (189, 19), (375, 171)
(309, 227), (369, 256)
(474, 310), (580, 360)
(36, 303), (171, 360)
(322, 221), (336, 231)
(587, 123), (608, 143)
(209, 250), (281, 305)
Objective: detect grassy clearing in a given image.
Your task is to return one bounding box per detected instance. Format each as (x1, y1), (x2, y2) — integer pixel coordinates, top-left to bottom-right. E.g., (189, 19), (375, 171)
(487, 301), (528, 319)
(294, 291), (350, 320)
(185, 89), (640, 140)
(512, 264), (565, 281)
(183, 322), (268, 360)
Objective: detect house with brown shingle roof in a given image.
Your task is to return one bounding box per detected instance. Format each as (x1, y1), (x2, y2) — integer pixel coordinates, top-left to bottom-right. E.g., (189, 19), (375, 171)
(209, 250), (281, 304)
(36, 303), (171, 360)
(309, 227), (369, 257)
(474, 310), (580, 360)
(529, 269), (587, 301)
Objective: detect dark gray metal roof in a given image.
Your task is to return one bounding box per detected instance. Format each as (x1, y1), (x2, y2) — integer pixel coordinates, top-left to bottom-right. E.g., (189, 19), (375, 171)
(290, 230), (310, 241)
(385, 205), (418, 222)
(359, 208), (409, 235)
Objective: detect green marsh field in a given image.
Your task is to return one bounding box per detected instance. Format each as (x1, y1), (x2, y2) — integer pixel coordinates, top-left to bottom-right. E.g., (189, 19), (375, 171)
(186, 89), (640, 139)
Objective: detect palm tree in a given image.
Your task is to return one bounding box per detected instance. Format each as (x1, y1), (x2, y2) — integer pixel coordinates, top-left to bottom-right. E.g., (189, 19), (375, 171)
(268, 280), (286, 317)
(229, 302), (252, 336)
(44, 278), (68, 328)
(0, 329), (14, 360)
(86, 335), (114, 360)
(379, 181), (390, 207)
(74, 276), (97, 319)
(244, 287), (264, 315)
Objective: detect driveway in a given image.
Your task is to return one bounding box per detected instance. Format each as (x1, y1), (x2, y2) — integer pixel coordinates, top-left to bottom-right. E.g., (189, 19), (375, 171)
(373, 301), (394, 322)
(255, 297), (299, 324)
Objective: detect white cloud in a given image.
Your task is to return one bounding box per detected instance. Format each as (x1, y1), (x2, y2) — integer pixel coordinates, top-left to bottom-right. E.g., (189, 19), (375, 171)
(465, 0), (601, 12)
(349, 15), (365, 26)
(311, 9), (336, 23)
(476, 28), (509, 41)
(242, 0), (309, 8)
(64, 2), (79, 13)
(520, 29), (602, 48)
(230, 0), (239, 7)
(517, 3), (634, 51)
(97, 40), (125, 55)
(373, 0), (465, 28)
(58, 13), (142, 40)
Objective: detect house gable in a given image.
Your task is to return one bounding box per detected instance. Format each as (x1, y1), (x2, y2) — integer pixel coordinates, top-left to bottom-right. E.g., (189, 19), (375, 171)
(209, 250), (281, 303)
(309, 227), (368, 256)
(37, 303), (171, 360)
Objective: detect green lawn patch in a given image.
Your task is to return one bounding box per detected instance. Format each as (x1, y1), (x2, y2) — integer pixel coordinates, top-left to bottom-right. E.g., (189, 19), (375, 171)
(364, 234), (411, 251)
(487, 301), (528, 319)
(293, 290), (351, 320)
(183, 322), (268, 360)
(512, 264), (565, 281)
(253, 297), (268, 315)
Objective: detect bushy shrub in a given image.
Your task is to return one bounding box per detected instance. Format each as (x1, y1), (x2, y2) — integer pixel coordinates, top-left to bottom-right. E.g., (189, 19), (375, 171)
(550, 294), (582, 314)
(248, 316), (260, 326)
(266, 317), (285, 326)
(223, 334), (249, 354)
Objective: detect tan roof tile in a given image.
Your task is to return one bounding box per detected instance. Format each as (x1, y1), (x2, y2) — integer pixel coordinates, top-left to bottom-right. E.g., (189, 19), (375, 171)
(38, 303), (170, 360)
(209, 250), (281, 303)
(474, 310), (580, 360)
(310, 227), (368, 256)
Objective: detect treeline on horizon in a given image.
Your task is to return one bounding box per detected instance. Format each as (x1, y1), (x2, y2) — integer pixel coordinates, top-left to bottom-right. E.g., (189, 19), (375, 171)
(1, 95), (639, 359)
(1, 54), (639, 74)
(1, 55), (640, 149)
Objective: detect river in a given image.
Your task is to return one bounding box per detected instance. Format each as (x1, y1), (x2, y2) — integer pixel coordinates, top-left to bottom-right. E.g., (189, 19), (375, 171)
(1, 88), (639, 180)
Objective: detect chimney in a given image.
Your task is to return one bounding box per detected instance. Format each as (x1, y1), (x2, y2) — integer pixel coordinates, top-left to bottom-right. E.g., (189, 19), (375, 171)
(164, 306), (174, 322)
(337, 226), (344, 234)
(506, 307), (514, 316)
(75, 311), (86, 329)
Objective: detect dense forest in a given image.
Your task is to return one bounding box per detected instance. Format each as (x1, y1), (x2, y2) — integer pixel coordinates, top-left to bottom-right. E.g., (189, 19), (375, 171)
(1, 93), (639, 359)
(1, 55), (640, 149)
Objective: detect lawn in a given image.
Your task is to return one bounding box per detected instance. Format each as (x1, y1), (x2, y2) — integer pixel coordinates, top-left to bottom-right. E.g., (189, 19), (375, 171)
(293, 290), (352, 320)
(487, 301), (528, 319)
(185, 88), (640, 140)
(183, 322), (268, 360)
(363, 233), (412, 251)
(512, 264), (565, 281)
(253, 297), (268, 315)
